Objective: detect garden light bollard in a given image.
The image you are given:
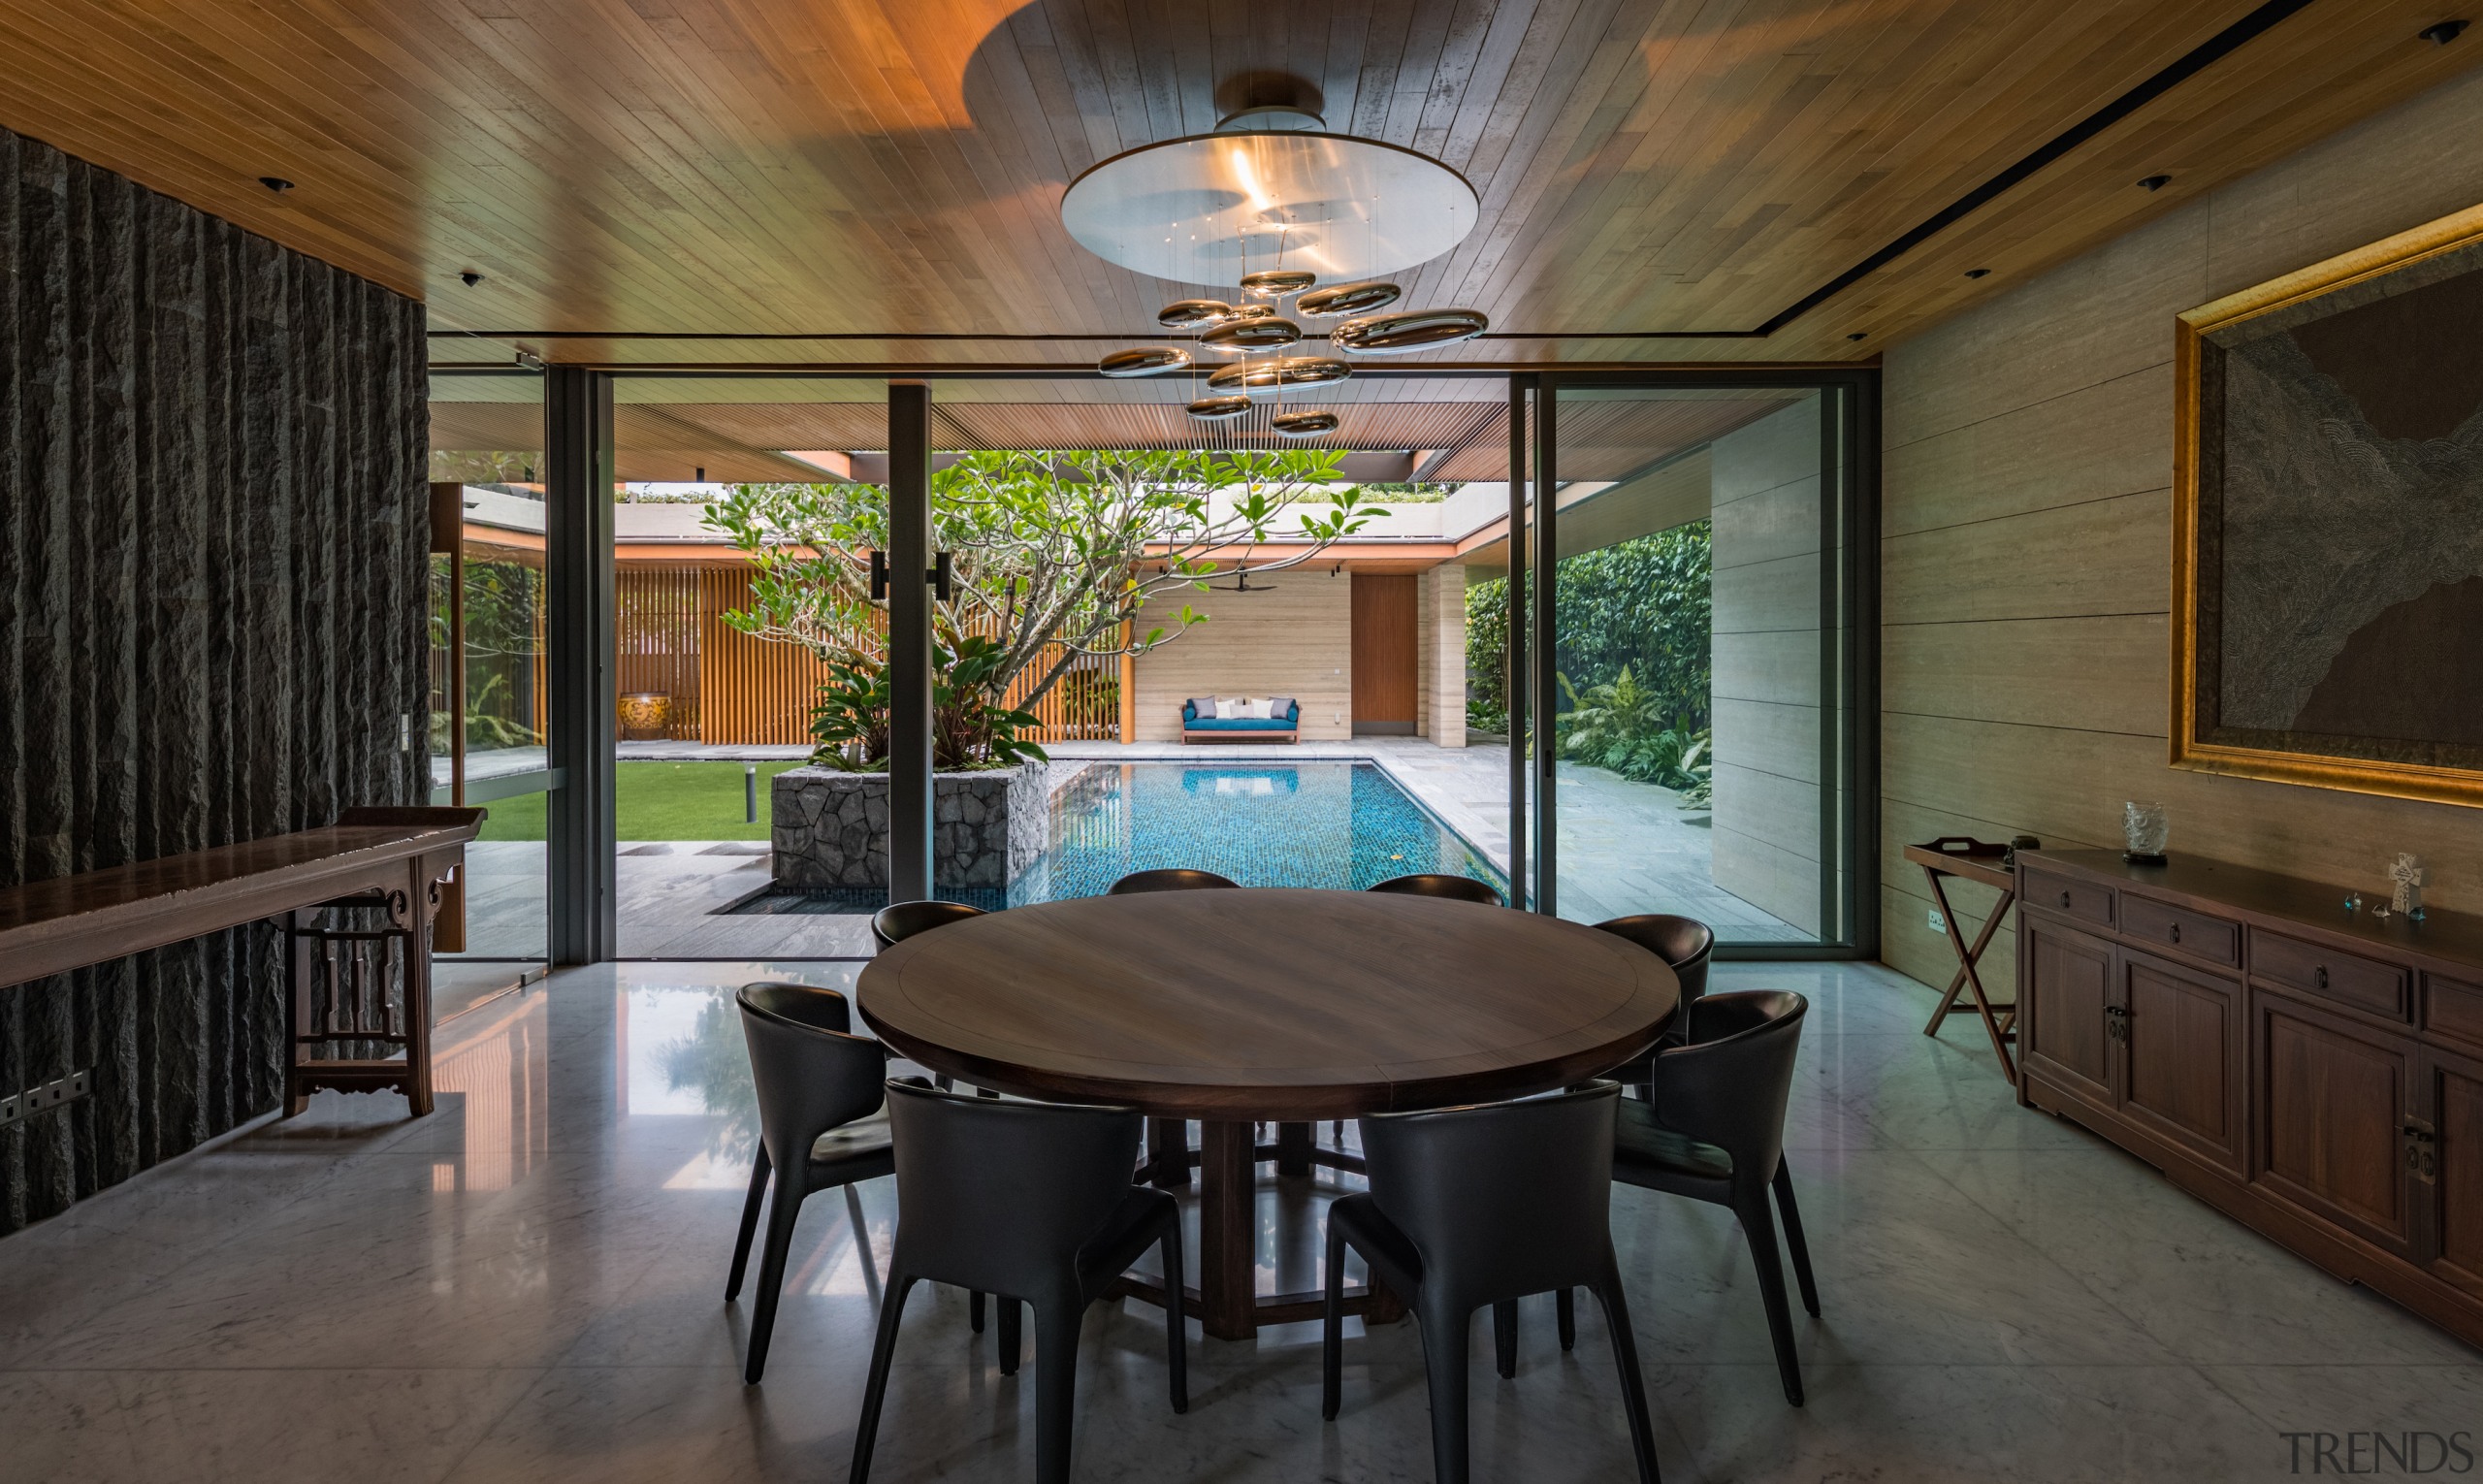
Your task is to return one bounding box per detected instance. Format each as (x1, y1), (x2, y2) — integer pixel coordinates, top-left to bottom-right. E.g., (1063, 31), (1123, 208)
(746, 763), (759, 824)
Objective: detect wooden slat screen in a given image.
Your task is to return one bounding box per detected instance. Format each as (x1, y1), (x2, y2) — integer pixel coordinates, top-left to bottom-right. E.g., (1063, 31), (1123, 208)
(695, 566), (833, 746)
(585, 565), (1127, 748)
(616, 565), (703, 739)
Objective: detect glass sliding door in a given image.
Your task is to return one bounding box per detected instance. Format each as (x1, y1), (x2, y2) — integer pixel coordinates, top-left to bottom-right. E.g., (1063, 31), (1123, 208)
(605, 374), (886, 958)
(1532, 374), (1872, 952)
(428, 371), (553, 971)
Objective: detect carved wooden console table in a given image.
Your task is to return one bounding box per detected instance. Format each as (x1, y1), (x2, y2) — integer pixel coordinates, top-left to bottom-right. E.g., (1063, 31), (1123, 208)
(0, 806), (484, 1117)
(2017, 849), (2483, 1348)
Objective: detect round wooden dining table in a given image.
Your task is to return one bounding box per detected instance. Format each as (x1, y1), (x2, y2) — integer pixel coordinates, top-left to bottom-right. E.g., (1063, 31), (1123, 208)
(856, 887), (1680, 1340)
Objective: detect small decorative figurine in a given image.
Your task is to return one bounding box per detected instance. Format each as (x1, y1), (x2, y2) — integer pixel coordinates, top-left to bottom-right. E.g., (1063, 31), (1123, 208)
(2391, 854), (2427, 920)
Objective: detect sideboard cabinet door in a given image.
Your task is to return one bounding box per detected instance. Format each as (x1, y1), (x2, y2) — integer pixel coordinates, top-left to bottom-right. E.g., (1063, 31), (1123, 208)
(2024, 919), (2116, 1108)
(2255, 992), (2415, 1256)
(2119, 948), (2243, 1173)
(2422, 1048), (2483, 1298)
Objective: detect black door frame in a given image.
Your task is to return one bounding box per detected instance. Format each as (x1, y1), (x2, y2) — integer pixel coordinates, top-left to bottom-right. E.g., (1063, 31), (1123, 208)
(1524, 368), (1880, 960)
(509, 363), (1875, 962)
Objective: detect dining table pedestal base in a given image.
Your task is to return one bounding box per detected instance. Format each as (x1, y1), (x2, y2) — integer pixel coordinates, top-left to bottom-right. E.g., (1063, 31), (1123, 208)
(1117, 1119), (1405, 1340)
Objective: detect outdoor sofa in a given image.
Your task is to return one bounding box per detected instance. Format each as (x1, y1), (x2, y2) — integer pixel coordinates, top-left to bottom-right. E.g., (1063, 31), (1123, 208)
(1181, 696), (1300, 744)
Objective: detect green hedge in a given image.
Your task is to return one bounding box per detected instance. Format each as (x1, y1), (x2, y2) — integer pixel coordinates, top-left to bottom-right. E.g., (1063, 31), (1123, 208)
(1466, 521), (1712, 730)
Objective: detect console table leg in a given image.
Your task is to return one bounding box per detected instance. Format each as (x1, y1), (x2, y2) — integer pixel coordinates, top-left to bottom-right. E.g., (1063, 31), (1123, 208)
(1197, 1120), (1257, 1340)
(403, 858), (437, 1116)
(283, 909), (314, 1117)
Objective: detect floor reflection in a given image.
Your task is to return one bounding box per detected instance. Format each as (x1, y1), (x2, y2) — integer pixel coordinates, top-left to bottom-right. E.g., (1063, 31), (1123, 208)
(3, 957), (2473, 1484)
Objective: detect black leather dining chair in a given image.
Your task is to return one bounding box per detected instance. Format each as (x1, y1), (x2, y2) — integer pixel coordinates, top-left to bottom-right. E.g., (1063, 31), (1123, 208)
(850, 1079), (1188, 1484)
(726, 983), (894, 1384)
(1596, 914), (1715, 1085)
(871, 898), (984, 949)
(1322, 1081), (1661, 1484)
(868, 895), (1000, 1331)
(1542, 989), (1819, 1405)
(1368, 873), (1505, 906)
(1108, 867), (1241, 893)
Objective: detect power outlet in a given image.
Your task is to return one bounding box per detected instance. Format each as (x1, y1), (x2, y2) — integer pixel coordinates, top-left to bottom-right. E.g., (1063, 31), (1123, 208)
(0, 1069), (93, 1131)
(1927, 908), (1947, 934)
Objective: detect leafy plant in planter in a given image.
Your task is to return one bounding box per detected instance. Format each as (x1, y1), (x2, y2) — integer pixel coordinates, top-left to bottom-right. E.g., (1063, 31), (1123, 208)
(806, 632), (1048, 772)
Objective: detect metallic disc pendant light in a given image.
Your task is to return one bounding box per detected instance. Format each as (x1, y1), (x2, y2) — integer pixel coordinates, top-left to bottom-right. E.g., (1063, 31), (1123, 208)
(1241, 268), (1317, 300)
(1331, 306), (1490, 354)
(1200, 316), (1301, 350)
(1185, 394), (1254, 422)
(1158, 299), (1234, 329)
(1297, 280), (1401, 318)
(1099, 345), (1193, 377)
(1207, 355), (1353, 398)
(1271, 409), (1340, 438)
(1061, 132), (1477, 283)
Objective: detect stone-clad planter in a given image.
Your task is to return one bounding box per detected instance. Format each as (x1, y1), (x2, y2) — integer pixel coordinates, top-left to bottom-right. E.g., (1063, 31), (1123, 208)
(771, 762), (1049, 890)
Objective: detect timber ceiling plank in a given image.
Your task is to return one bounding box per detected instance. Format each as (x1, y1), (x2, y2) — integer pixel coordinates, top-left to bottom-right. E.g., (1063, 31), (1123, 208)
(3, 0), (2476, 371)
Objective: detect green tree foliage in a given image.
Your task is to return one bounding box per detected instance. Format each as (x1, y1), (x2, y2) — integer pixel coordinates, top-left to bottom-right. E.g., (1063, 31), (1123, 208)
(702, 447), (1380, 712)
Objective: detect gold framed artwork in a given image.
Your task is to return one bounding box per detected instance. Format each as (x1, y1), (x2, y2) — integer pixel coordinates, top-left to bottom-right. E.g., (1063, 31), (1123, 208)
(2173, 201), (2483, 809)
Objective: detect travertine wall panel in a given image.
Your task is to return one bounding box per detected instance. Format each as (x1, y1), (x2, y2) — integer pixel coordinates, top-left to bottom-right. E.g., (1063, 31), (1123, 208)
(1880, 69), (2483, 984)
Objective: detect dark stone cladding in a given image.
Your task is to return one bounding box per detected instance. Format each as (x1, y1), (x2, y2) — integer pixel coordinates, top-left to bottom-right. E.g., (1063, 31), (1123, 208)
(0, 123), (430, 1232)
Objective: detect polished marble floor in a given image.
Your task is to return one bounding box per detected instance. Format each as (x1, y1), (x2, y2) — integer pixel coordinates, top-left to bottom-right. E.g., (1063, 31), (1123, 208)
(4, 958), (2476, 1482)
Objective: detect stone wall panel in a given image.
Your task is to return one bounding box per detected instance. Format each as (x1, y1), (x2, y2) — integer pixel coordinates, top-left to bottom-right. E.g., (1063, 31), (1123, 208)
(0, 124), (428, 1232)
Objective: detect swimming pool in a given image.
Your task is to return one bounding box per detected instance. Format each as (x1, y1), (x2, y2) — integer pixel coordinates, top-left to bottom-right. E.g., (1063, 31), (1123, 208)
(1008, 760), (1504, 905)
(731, 759), (1503, 915)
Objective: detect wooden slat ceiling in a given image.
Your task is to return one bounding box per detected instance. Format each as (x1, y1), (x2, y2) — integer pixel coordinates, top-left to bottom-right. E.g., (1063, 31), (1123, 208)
(7, 0), (2478, 374)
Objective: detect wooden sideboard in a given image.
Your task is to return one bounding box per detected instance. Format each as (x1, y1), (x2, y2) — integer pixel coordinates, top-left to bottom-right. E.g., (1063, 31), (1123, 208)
(2016, 849), (2483, 1349)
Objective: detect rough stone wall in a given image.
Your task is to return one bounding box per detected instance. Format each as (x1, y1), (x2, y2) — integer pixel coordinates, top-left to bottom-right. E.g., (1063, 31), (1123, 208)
(773, 764), (1049, 890)
(0, 125), (430, 1233)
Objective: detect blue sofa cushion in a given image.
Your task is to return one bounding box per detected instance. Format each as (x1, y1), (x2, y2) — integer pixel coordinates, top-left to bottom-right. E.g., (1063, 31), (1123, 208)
(1183, 697), (1301, 728)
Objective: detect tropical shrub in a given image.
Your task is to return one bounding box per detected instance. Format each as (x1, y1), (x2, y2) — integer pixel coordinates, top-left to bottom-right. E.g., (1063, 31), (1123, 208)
(806, 632), (1048, 772)
(1555, 668), (1712, 798)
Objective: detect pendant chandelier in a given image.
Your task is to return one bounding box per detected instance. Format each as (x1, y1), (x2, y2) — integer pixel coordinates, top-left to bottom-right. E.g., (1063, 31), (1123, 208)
(1066, 109), (1491, 438)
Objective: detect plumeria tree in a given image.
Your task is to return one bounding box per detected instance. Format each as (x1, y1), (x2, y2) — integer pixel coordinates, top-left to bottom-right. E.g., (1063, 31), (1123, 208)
(702, 447), (1383, 712)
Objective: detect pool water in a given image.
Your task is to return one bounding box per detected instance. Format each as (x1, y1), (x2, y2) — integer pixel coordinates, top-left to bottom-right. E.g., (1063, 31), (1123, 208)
(1008, 761), (1504, 904)
(734, 761), (1502, 914)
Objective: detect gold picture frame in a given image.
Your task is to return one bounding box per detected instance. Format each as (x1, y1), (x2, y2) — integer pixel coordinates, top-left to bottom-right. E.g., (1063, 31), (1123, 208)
(2173, 200), (2483, 810)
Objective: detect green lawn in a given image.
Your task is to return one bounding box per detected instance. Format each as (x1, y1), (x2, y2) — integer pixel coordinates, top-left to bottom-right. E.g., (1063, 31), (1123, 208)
(477, 760), (809, 841)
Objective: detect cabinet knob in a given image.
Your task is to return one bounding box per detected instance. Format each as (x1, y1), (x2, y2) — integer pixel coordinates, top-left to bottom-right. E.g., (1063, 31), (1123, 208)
(2170, 923), (2182, 944)
(2315, 966), (2329, 989)
(2058, 890), (2072, 908)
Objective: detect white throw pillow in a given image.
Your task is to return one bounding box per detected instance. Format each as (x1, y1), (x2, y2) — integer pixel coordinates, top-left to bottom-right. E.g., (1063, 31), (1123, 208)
(1247, 696), (1274, 720)
(1217, 696), (1246, 720)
